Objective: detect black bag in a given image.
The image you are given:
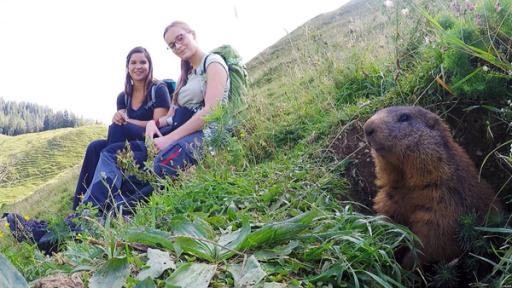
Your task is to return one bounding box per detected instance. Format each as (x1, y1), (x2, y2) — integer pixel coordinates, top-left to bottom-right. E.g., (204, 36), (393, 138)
(159, 106), (197, 136)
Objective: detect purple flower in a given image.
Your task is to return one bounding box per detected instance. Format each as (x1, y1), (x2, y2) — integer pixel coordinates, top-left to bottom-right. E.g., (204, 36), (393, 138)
(496, 1), (502, 12)
(465, 0), (475, 11)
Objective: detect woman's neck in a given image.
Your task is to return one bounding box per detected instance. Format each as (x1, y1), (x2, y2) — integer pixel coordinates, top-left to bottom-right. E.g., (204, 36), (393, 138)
(133, 80), (145, 97)
(189, 50), (206, 69)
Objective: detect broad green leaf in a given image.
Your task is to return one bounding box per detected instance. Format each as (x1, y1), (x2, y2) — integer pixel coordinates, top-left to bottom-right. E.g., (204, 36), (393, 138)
(89, 257), (129, 288)
(217, 222), (251, 260)
(123, 227), (174, 251)
(254, 240), (299, 260)
(135, 277), (157, 288)
(165, 263), (216, 288)
(240, 211), (317, 250)
(0, 253), (29, 288)
(174, 236), (215, 262)
(137, 248), (176, 280)
(228, 255), (266, 288)
(171, 217), (216, 262)
(172, 217), (216, 240)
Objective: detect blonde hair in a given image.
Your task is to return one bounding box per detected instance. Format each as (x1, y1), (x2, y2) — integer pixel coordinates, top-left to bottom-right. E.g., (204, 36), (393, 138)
(163, 21), (195, 105)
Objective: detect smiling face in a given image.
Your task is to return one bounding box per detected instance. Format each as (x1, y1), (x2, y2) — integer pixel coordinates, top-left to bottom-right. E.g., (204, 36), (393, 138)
(164, 26), (197, 60)
(127, 52), (150, 82)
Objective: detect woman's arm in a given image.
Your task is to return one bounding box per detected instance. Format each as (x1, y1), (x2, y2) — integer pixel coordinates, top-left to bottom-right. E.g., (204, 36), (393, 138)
(126, 107), (169, 128)
(153, 62), (228, 151)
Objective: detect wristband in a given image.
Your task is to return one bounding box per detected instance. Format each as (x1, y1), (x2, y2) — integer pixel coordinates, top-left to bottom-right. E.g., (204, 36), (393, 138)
(155, 119), (160, 128)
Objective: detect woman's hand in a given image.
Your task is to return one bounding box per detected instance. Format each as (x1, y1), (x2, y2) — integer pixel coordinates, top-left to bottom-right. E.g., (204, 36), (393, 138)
(112, 110), (128, 125)
(153, 134), (176, 152)
(145, 120), (162, 139)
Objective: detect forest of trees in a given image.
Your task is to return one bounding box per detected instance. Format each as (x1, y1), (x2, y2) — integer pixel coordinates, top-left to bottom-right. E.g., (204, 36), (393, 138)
(0, 97), (96, 136)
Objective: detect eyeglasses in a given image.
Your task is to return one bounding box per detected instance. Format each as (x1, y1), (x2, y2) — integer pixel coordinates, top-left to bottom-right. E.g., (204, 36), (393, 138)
(166, 33), (186, 50)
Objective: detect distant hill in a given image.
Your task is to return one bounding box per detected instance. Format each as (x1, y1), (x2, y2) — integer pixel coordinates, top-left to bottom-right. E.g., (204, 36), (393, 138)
(0, 97), (97, 136)
(0, 125), (106, 210)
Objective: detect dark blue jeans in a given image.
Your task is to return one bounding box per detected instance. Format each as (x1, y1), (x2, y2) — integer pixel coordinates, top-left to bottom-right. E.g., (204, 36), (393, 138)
(107, 123), (145, 144)
(72, 123), (145, 210)
(81, 131), (203, 214)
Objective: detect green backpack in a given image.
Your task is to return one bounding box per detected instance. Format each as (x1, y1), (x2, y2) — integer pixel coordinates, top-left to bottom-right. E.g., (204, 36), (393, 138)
(202, 45), (248, 108)
(201, 45), (248, 147)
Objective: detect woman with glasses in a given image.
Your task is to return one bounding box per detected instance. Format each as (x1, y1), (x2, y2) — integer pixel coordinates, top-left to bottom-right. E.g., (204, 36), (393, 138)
(80, 20), (230, 212)
(5, 21), (229, 254)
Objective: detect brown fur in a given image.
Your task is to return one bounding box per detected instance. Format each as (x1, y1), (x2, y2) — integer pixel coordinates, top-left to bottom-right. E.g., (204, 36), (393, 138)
(363, 106), (501, 268)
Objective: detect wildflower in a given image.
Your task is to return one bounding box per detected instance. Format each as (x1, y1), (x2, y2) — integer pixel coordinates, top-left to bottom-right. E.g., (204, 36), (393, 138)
(465, 0), (475, 11)
(384, 0), (393, 8)
(401, 8), (409, 16)
(4, 222), (9, 229)
(78, 193), (85, 200)
(23, 215), (30, 221)
(451, 1), (462, 16)
(496, 1), (502, 12)
(482, 65), (489, 72)
(0, 231), (4, 238)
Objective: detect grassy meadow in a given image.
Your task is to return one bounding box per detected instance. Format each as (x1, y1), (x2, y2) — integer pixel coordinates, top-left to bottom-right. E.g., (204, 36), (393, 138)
(1, 0), (511, 287)
(0, 125), (106, 214)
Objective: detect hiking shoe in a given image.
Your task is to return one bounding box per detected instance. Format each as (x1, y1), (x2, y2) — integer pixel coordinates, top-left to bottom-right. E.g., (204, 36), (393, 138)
(2, 213), (49, 244)
(37, 231), (60, 255)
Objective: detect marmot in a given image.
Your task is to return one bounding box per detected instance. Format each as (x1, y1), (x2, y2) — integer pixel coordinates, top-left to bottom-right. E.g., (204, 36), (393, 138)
(363, 106), (501, 268)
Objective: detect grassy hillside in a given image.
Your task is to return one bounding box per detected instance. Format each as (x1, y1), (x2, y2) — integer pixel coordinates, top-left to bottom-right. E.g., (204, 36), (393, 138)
(0, 125), (106, 210)
(1, 0), (511, 287)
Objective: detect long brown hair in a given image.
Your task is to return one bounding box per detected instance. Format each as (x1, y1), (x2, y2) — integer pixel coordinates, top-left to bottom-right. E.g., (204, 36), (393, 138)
(124, 46), (154, 103)
(163, 21), (195, 105)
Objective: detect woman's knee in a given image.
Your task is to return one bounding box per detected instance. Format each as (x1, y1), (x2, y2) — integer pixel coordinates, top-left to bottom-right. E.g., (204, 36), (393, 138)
(86, 139), (108, 155)
(107, 123), (125, 144)
(153, 132), (203, 177)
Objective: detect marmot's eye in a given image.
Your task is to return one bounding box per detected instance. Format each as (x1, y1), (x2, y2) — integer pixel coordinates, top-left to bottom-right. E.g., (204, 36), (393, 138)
(398, 113), (410, 122)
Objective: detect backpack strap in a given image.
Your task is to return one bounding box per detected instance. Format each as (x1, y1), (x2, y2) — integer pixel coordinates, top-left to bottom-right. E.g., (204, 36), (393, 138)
(201, 53), (213, 75)
(144, 83), (158, 109)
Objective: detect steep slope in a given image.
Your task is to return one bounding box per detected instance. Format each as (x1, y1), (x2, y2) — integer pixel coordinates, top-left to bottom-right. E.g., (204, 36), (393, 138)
(248, 0), (390, 92)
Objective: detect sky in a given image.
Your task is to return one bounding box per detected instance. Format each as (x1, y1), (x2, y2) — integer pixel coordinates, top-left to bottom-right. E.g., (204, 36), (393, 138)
(0, 0), (350, 125)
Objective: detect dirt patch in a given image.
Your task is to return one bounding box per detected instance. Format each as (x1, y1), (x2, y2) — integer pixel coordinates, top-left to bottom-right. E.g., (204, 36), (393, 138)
(328, 121), (377, 210)
(32, 272), (83, 288)
(445, 106), (512, 209)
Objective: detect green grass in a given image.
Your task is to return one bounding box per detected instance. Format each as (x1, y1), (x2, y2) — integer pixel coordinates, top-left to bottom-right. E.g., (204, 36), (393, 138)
(0, 125), (106, 209)
(1, 0), (511, 287)
(1, 165), (80, 219)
